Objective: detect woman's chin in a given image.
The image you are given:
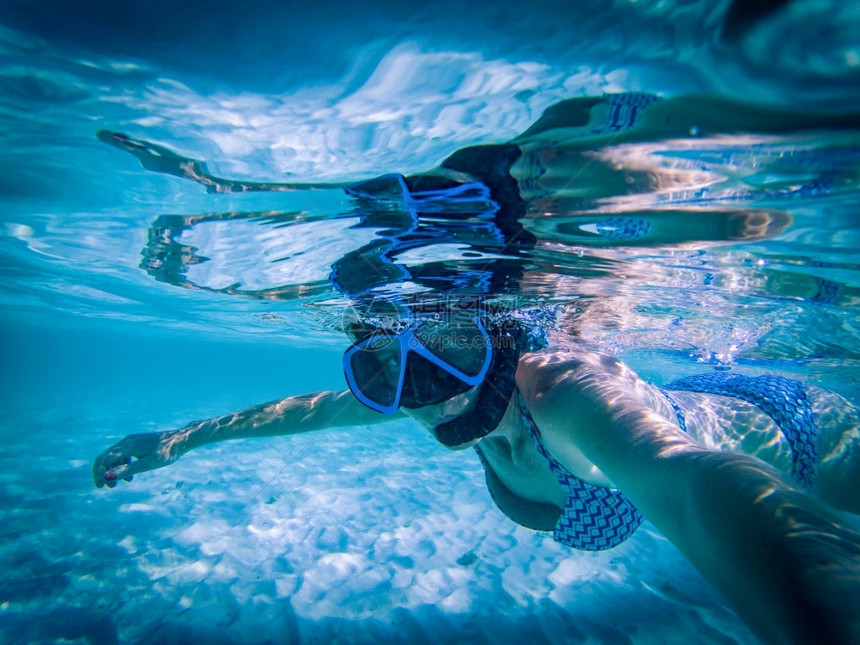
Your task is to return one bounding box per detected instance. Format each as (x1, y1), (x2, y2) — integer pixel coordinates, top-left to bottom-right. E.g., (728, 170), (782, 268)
(404, 388), (478, 429)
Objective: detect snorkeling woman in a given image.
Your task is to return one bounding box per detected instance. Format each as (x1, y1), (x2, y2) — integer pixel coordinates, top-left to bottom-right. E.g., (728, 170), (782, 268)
(94, 308), (860, 644)
(93, 92), (860, 644)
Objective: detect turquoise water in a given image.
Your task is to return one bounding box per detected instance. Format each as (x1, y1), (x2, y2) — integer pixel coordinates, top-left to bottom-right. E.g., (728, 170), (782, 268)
(2, 1), (860, 643)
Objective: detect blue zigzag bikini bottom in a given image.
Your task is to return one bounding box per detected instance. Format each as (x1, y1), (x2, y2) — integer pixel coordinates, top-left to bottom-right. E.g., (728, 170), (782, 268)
(517, 371), (818, 551)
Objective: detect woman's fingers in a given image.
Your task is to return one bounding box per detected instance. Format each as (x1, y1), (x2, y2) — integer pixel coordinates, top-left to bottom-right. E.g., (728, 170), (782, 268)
(94, 447), (124, 486)
(93, 450), (115, 488)
(98, 455), (152, 488)
(93, 441), (153, 488)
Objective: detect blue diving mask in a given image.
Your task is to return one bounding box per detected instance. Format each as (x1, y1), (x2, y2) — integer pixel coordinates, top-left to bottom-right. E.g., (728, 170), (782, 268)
(343, 316), (493, 414)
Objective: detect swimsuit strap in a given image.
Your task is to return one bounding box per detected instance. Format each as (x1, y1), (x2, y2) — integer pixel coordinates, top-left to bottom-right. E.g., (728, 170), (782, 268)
(664, 372), (818, 489)
(591, 92), (662, 134)
(516, 390), (644, 551)
(659, 389), (688, 433)
(594, 217), (651, 240)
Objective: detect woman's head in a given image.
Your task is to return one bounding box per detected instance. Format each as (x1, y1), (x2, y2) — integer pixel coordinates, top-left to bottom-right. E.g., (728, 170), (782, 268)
(342, 301), (538, 447)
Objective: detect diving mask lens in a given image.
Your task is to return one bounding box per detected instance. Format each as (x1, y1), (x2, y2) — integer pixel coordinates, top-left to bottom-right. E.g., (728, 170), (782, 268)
(413, 318), (491, 378)
(345, 333), (405, 411)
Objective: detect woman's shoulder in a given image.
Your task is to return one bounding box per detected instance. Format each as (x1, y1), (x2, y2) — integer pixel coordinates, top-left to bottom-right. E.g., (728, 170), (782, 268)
(516, 349), (643, 406)
(517, 348), (637, 380)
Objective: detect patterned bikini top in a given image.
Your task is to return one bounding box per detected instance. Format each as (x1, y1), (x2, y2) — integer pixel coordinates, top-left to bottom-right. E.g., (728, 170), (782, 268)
(514, 371), (819, 551)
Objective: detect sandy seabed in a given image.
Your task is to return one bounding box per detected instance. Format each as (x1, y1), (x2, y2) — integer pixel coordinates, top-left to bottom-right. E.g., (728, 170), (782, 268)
(0, 398), (755, 645)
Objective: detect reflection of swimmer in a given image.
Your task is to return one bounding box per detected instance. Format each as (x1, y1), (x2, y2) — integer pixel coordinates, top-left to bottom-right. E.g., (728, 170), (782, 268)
(99, 92), (860, 203)
(94, 308), (860, 643)
(95, 94), (860, 643)
(104, 92), (860, 309)
(100, 92), (860, 261)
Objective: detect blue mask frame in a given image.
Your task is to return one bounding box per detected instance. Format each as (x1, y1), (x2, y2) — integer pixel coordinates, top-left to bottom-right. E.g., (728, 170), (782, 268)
(343, 316), (493, 414)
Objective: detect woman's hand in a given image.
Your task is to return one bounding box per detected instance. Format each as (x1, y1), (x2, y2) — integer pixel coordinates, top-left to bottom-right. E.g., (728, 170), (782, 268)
(92, 430), (186, 489)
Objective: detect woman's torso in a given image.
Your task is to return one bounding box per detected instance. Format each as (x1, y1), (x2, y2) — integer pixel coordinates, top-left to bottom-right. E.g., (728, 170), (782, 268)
(478, 351), (802, 512)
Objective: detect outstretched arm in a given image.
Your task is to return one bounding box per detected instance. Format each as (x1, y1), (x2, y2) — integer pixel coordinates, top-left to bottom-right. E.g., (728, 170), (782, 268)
(518, 351), (860, 645)
(97, 130), (350, 194)
(93, 390), (401, 488)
